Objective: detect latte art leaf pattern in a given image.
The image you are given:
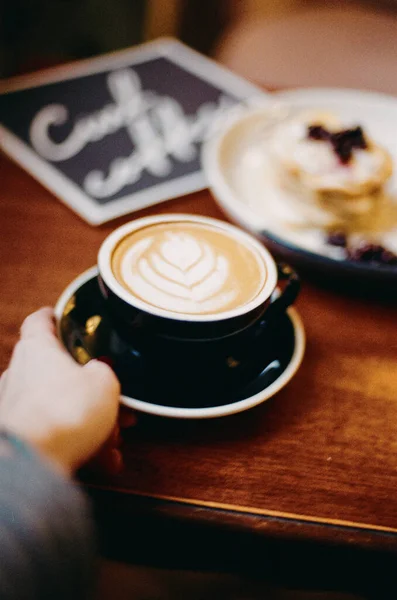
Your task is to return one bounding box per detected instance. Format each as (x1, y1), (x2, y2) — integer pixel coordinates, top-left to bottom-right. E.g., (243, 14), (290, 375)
(111, 222), (267, 316)
(161, 233), (203, 271)
(120, 232), (238, 313)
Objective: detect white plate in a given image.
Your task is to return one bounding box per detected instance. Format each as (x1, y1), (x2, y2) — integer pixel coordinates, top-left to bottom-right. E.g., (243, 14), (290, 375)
(203, 88), (397, 268)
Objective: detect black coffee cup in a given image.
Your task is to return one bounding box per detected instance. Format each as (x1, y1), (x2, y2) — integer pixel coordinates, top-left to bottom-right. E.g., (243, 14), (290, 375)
(97, 214), (300, 404)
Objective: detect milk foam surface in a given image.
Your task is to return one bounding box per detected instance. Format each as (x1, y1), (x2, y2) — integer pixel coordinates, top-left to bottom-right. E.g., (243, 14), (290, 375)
(111, 222), (266, 315)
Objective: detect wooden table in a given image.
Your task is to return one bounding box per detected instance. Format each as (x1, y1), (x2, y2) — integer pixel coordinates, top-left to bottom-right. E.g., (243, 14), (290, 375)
(1, 154), (397, 596)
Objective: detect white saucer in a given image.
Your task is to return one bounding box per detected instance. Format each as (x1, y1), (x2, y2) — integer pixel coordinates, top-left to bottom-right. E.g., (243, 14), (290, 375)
(55, 266), (305, 419)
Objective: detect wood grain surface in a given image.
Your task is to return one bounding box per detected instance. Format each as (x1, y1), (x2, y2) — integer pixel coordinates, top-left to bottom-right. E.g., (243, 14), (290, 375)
(1, 153), (397, 554)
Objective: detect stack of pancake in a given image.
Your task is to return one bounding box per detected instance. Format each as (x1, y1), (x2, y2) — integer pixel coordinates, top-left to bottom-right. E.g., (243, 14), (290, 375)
(269, 110), (394, 234)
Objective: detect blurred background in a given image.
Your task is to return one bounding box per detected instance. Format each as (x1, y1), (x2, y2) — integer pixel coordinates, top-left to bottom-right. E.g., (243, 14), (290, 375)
(1, 0), (397, 92)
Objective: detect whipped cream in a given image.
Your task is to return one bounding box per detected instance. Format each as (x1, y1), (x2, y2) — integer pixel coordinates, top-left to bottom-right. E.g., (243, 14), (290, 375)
(271, 112), (391, 193)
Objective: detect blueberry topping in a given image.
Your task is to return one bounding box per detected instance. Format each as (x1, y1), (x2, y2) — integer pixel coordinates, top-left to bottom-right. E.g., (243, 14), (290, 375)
(347, 242), (383, 262)
(307, 124), (367, 164)
(307, 125), (330, 141)
(325, 234), (397, 266)
(380, 249), (397, 265)
(346, 242), (397, 265)
(327, 231), (347, 248)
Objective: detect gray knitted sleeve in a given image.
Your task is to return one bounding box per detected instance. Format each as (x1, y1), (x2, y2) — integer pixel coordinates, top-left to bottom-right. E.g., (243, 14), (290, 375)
(0, 431), (96, 600)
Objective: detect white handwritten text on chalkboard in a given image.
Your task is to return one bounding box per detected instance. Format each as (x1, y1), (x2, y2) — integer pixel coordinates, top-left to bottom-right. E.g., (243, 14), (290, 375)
(29, 69), (235, 198)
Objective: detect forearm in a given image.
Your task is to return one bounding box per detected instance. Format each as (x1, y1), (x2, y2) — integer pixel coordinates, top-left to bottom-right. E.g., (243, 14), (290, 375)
(0, 431), (95, 600)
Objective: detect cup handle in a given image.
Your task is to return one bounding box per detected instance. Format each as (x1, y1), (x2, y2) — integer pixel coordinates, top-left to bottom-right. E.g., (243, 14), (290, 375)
(267, 262), (300, 320)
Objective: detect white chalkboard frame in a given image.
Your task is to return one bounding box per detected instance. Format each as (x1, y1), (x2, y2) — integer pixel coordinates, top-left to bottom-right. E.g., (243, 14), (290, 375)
(0, 38), (269, 225)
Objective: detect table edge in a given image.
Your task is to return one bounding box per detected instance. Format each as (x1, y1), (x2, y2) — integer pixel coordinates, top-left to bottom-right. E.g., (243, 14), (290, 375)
(85, 484), (397, 552)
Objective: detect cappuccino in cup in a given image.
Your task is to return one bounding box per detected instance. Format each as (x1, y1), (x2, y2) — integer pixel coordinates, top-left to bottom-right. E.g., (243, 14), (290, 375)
(110, 221), (269, 317)
(99, 214), (278, 326)
(97, 214), (299, 405)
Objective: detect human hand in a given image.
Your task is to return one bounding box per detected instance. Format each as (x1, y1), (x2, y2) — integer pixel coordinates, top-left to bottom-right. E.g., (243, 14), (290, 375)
(0, 307), (127, 476)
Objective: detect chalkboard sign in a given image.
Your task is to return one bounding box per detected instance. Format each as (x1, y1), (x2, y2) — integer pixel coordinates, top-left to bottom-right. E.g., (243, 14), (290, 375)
(0, 38), (267, 224)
